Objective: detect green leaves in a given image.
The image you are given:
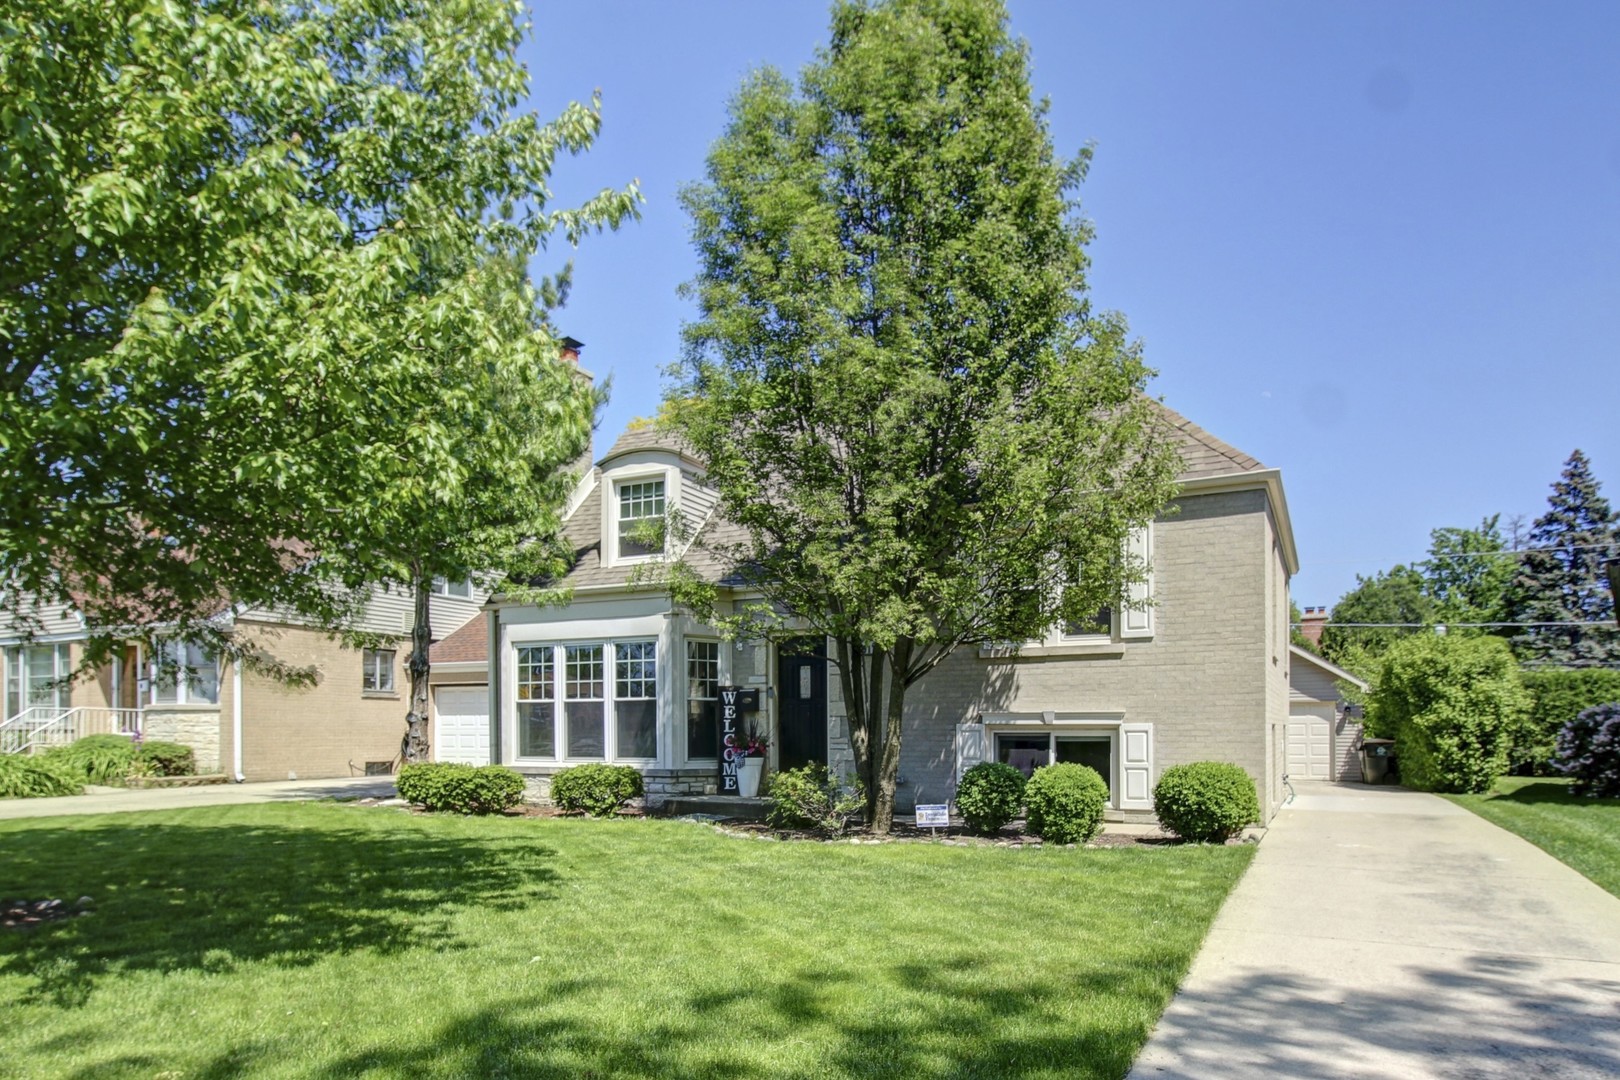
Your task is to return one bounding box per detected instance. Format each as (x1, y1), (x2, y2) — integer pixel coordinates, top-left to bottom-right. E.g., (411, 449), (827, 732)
(0, 0), (640, 667)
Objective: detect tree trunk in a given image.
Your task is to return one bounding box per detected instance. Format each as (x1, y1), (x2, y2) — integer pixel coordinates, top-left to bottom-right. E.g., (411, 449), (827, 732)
(401, 563), (432, 765)
(870, 637), (912, 835)
(836, 634), (871, 790)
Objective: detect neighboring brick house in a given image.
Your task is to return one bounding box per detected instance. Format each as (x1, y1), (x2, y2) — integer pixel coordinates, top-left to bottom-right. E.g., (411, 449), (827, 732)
(480, 404), (1306, 822)
(0, 579), (487, 780)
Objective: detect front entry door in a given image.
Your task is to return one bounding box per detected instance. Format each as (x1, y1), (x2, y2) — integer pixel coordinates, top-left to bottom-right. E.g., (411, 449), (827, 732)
(778, 639), (828, 772)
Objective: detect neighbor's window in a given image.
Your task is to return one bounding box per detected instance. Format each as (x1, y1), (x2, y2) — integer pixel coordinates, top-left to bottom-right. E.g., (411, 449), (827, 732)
(362, 648), (396, 693)
(431, 577), (473, 599)
(152, 642), (219, 706)
(4, 643), (72, 718)
(686, 640), (720, 760)
(564, 644), (606, 759)
(616, 479), (666, 559)
(516, 645), (555, 757)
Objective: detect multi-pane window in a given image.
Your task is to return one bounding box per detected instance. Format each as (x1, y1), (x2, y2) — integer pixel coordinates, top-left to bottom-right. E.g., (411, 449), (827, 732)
(514, 641), (659, 761)
(686, 641), (720, 760)
(4, 644), (72, 718)
(996, 731), (1114, 800)
(615, 642), (658, 759)
(517, 646), (555, 757)
(564, 645), (606, 758)
(152, 641), (219, 705)
(362, 648), (396, 693)
(616, 480), (666, 559)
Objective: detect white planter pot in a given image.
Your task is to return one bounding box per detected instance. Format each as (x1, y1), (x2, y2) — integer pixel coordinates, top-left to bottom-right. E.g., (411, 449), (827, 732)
(738, 757), (764, 798)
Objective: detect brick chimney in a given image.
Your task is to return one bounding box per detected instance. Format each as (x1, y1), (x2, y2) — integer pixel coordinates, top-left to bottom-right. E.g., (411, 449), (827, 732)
(559, 336), (593, 478)
(1299, 605), (1329, 646)
(560, 336), (584, 366)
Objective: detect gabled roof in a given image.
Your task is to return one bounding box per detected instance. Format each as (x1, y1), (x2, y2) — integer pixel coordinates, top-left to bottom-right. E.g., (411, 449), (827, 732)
(1289, 644), (1369, 691)
(1150, 400), (1268, 480)
(430, 614), (487, 665)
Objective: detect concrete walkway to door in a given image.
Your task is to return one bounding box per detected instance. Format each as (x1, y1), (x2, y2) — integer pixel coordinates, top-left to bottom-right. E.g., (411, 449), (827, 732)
(1129, 784), (1620, 1079)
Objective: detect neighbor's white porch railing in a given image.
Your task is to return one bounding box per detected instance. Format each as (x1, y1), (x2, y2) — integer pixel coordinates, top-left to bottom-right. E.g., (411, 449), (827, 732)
(0, 706), (143, 755)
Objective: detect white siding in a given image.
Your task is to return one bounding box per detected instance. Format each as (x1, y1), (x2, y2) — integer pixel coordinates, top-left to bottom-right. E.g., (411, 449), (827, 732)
(0, 597), (85, 641)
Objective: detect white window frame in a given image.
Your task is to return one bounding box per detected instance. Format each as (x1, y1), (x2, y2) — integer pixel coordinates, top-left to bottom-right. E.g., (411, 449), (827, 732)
(1037, 524), (1153, 648)
(509, 638), (660, 764)
(362, 648), (397, 694)
(431, 577), (474, 599)
(990, 726), (1120, 806)
(4, 643), (73, 718)
(685, 639), (721, 762)
(604, 467), (677, 567)
(150, 641), (219, 706)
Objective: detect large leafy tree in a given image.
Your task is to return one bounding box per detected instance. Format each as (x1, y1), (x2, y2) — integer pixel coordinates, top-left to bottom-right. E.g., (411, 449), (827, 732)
(1505, 450), (1620, 667)
(670, 0), (1179, 832)
(1424, 515), (1513, 627)
(0, 1), (636, 679)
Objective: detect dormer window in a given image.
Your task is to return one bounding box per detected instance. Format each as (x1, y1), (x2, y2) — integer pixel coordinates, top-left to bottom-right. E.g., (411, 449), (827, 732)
(616, 479), (666, 559)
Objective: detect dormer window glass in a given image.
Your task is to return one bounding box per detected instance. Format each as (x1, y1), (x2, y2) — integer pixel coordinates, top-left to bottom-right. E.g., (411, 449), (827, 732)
(617, 479), (666, 559)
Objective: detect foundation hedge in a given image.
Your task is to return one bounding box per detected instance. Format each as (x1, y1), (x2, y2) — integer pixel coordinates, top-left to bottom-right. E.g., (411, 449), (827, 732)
(1154, 762), (1259, 842)
(397, 763), (525, 814)
(1024, 763), (1107, 844)
(954, 761), (1026, 833)
(549, 763), (643, 817)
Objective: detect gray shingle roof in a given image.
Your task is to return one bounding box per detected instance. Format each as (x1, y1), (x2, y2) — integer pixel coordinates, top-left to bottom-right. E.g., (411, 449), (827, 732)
(553, 405), (1267, 591)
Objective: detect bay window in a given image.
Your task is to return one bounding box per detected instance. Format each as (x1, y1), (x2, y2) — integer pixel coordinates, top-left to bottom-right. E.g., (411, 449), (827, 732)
(686, 640), (720, 760)
(514, 639), (659, 762)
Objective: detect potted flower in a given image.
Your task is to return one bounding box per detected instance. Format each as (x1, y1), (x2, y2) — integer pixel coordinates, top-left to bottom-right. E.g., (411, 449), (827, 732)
(732, 727), (769, 797)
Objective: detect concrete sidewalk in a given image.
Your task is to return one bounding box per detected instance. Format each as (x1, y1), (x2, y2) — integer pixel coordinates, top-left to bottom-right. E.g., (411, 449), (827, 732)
(1129, 784), (1620, 1079)
(0, 775), (397, 819)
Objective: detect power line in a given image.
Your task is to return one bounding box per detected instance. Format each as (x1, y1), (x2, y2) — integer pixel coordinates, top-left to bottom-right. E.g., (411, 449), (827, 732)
(1291, 620), (1617, 629)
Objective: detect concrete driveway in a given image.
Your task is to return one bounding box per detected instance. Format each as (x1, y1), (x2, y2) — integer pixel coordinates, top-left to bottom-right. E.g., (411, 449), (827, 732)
(1130, 784), (1620, 1079)
(0, 775), (397, 820)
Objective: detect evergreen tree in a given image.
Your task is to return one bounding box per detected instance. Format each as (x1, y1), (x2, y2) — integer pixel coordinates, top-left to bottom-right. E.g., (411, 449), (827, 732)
(1507, 450), (1620, 667)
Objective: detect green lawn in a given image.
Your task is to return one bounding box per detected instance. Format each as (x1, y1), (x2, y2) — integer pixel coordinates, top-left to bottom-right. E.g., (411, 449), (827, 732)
(0, 804), (1250, 1080)
(1446, 777), (1620, 898)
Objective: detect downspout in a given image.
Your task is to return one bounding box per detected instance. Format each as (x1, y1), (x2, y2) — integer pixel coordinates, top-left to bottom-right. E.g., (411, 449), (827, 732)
(232, 659), (244, 782)
(488, 606), (501, 763)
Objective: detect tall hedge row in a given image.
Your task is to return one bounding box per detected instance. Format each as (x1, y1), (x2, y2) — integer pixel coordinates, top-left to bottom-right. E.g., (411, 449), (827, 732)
(1515, 669), (1620, 775)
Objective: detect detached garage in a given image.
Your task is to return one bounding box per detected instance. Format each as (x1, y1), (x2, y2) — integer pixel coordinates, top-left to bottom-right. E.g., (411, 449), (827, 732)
(429, 615), (491, 766)
(1287, 645), (1369, 784)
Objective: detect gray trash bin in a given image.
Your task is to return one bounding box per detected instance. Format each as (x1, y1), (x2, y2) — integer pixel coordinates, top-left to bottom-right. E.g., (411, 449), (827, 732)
(1360, 738), (1395, 784)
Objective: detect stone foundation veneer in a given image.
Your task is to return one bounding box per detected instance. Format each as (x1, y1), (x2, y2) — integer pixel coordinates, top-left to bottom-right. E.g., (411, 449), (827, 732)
(141, 708), (222, 774)
(515, 765), (720, 808)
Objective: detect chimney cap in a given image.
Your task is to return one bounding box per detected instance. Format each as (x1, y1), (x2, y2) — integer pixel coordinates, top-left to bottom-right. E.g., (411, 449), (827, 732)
(560, 336), (585, 352)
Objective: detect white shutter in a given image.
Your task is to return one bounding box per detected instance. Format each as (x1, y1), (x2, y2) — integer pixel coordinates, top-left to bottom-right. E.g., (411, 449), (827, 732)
(1121, 524), (1154, 640)
(1119, 722), (1154, 810)
(954, 722), (986, 787)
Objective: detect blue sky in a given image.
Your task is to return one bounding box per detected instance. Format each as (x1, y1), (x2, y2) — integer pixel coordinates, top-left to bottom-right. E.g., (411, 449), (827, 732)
(522, 0), (1620, 609)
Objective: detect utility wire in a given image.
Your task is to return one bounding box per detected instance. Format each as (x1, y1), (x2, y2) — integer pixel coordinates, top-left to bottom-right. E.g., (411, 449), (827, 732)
(1290, 620), (1617, 629)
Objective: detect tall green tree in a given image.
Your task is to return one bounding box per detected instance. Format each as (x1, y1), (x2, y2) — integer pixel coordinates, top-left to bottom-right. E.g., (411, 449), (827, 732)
(669, 0), (1179, 832)
(1318, 565), (1435, 675)
(1423, 515), (1514, 627)
(0, 0), (636, 673)
(1506, 450), (1620, 667)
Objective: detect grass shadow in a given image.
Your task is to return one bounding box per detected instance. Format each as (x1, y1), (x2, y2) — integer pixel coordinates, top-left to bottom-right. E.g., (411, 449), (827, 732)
(0, 809), (559, 1007)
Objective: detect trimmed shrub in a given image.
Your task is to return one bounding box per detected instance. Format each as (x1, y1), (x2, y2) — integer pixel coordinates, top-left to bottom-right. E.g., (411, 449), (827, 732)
(1367, 634), (1529, 794)
(1024, 763), (1107, 844)
(44, 734), (137, 785)
(1516, 670), (1620, 775)
(955, 761), (1026, 834)
(765, 764), (864, 834)
(549, 763), (643, 817)
(134, 740), (196, 778)
(0, 755), (83, 799)
(1554, 702), (1620, 798)
(1154, 762), (1260, 842)
(396, 763), (525, 814)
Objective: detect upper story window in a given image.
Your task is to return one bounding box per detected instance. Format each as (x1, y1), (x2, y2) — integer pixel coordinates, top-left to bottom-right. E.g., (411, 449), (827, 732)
(431, 577), (473, 599)
(152, 641), (219, 706)
(616, 479), (666, 559)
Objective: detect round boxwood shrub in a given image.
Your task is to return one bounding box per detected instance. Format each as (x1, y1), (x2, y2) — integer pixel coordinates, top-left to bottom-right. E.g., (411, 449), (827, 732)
(1153, 762), (1260, 842)
(765, 764), (864, 834)
(1024, 763), (1108, 844)
(955, 761), (1026, 834)
(549, 763), (643, 817)
(134, 740), (196, 777)
(1554, 701), (1620, 798)
(396, 763), (525, 814)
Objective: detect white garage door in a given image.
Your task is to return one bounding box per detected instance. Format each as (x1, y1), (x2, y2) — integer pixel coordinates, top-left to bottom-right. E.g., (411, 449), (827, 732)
(1286, 711), (1332, 782)
(435, 686), (490, 765)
